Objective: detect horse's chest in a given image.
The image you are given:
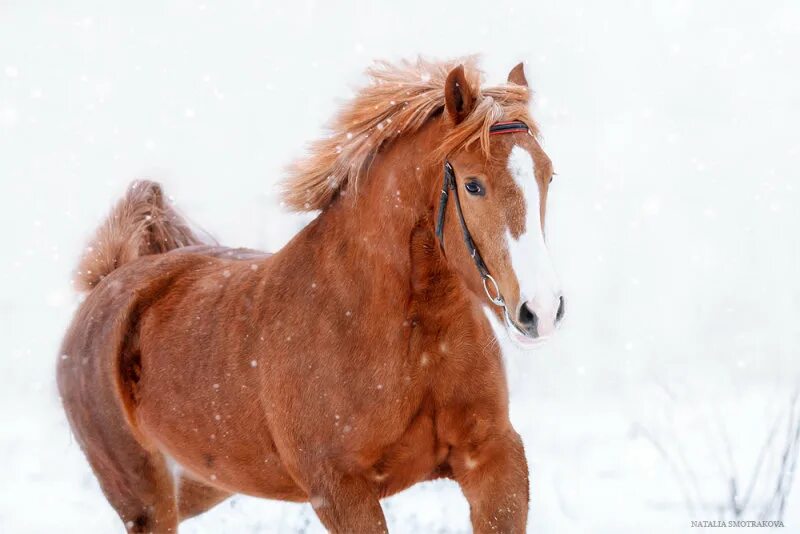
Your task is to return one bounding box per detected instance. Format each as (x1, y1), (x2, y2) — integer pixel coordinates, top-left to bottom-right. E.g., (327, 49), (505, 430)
(363, 397), (447, 496)
(359, 349), (502, 495)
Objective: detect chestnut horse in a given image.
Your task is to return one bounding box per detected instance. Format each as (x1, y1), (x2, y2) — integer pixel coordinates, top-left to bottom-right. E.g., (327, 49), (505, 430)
(58, 58), (563, 533)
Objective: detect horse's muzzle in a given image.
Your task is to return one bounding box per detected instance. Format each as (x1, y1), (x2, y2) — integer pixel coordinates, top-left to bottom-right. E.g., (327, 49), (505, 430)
(507, 295), (564, 348)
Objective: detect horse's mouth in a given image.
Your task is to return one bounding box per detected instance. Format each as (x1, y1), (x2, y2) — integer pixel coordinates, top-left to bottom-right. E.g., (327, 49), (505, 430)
(502, 307), (550, 350)
(508, 327), (550, 349)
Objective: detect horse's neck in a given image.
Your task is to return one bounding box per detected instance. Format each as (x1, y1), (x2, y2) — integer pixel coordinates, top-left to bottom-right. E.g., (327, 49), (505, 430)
(283, 125), (457, 312)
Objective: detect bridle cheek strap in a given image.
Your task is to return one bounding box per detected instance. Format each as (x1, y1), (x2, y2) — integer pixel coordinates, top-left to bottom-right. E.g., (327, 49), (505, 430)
(434, 120), (530, 309)
(434, 162), (504, 307)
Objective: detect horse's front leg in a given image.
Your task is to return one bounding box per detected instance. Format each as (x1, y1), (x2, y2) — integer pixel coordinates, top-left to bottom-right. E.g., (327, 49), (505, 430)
(451, 429), (529, 533)
(307, 468), (388, 534)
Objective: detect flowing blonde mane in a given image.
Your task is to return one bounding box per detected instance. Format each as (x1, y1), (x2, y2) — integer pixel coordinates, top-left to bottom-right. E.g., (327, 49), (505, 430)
(281, 57), (534, 212)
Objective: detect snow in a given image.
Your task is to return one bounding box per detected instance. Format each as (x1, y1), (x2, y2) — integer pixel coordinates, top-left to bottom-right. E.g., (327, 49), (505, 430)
(2, 1), (800, 533)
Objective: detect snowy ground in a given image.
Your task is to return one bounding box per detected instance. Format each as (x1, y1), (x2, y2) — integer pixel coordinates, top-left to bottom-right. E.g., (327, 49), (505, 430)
(2, 1), (800, 533)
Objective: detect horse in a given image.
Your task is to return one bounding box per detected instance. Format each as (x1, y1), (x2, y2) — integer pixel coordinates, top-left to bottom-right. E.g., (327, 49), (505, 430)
(57, 57), (564, 533)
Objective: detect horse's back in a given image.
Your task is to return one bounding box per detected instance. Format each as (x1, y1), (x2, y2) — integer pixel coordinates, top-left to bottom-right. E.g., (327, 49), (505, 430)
(169, 245), (274, 261)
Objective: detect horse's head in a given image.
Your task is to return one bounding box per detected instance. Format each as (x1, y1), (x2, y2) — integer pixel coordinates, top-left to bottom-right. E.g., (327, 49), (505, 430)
(436, 63), (563, 349)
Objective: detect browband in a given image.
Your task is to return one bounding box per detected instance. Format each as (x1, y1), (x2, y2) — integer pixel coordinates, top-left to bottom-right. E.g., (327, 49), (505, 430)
(489, 120), (530, 135)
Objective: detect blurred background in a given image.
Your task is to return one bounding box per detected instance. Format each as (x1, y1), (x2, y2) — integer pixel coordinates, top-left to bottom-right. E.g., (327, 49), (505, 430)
(1, 1), (799, 532)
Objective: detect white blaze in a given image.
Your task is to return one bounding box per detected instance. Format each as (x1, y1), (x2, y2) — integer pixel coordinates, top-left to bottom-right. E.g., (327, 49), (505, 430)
(506, 146), (560, 334)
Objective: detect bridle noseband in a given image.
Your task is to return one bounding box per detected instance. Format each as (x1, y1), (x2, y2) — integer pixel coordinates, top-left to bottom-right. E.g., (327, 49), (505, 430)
(434, 120), (531, 323)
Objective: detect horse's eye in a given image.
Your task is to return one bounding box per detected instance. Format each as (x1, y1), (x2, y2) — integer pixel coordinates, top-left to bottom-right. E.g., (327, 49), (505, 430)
(464, 180), (485, 196)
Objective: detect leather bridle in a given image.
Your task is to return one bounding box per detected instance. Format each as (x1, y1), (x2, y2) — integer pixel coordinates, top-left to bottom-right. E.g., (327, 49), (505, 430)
(434, 120), (531, 330)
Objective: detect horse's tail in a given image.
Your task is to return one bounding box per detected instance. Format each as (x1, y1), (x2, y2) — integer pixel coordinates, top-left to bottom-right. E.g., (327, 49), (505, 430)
(74, 180), (204, 292)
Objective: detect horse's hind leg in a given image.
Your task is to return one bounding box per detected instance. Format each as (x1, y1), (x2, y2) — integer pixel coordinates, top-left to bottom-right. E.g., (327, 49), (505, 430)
(58, 227), (189, 532)
(81, 434), (179, 533)
(59, 352), (179, 532)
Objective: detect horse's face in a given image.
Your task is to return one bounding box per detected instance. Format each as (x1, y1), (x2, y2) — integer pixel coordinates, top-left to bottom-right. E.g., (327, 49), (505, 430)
(443, 64), (563, 348)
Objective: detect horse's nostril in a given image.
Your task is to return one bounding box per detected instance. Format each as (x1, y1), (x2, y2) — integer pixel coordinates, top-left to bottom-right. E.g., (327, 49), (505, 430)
(518, 302), (538, 328)
(556, 296), (565, 323)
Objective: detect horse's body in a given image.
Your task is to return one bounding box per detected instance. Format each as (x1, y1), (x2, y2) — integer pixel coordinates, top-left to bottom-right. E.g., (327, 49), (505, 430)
(58, 59), (561, 533)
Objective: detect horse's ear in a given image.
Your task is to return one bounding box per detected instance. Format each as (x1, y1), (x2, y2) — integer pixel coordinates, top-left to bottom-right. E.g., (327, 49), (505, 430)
(444, 64), (476, 125)
(507, 62), (528, 87)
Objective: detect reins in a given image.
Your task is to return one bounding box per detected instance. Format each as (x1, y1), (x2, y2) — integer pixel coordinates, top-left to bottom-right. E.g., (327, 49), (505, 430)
(434, 120), (531, 325)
